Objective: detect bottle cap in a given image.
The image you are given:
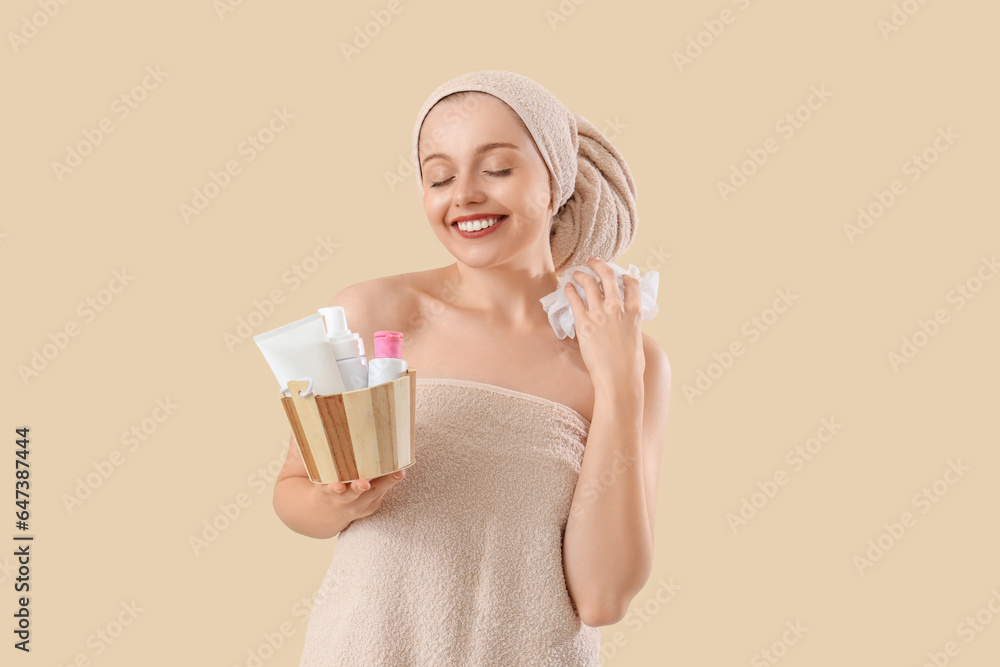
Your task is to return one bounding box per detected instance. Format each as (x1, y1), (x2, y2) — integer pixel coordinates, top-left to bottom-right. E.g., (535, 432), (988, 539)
(373, 331), (403, 359)
(318, 306), (347, 334)
(318, 306), (365, 359)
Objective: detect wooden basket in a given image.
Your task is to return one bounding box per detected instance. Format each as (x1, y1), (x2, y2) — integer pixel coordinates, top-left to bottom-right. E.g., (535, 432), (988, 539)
(280, 369), (416, 483)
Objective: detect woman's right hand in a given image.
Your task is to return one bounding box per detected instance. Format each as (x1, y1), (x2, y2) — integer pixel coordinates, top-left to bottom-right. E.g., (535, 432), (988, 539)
(312, 470), (407, 520)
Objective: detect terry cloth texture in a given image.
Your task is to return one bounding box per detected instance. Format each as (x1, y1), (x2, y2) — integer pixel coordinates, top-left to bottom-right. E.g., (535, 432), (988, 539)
(411, 69), (638, 275)
(298, 377), (601, 667)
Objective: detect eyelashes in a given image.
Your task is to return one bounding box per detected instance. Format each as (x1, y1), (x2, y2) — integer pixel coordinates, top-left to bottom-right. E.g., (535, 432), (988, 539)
(429, 169), (513, 189)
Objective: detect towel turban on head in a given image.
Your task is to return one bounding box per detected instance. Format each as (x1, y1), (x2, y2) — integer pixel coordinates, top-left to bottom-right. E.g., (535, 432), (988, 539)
(411, 70), (638, 274)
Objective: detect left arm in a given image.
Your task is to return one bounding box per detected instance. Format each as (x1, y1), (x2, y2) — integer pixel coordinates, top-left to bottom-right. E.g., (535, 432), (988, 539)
(560, 259), (672, 627)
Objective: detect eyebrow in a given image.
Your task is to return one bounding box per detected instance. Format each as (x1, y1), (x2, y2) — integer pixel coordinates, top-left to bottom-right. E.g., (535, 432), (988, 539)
(420, 142), (520, 167)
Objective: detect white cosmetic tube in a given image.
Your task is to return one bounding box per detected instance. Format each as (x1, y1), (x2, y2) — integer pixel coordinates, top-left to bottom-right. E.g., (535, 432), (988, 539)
(253, 312), (347, 396)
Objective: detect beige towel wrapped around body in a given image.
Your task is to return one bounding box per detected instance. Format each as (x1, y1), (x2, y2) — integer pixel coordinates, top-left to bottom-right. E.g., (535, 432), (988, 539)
(298, 378), (600, 666)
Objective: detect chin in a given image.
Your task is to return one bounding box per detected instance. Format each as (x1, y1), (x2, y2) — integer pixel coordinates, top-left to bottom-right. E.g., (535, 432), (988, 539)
(448, 251), (504, 269)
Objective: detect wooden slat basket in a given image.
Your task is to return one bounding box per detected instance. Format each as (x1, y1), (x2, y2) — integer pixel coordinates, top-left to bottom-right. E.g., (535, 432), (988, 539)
(280, 368), (417, 483)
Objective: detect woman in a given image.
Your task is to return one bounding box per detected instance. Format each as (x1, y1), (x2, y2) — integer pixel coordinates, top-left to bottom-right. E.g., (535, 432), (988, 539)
(273, 70), (671, 666)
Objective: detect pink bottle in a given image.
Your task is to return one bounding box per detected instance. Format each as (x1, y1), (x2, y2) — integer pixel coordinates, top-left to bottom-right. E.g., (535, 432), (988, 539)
(367, 331), (408, 388)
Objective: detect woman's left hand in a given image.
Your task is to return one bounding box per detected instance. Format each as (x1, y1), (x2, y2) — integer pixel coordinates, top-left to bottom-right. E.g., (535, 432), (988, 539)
(564, 257), (646, 394)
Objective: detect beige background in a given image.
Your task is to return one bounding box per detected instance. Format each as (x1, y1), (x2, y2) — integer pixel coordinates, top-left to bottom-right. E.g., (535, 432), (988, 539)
(3, 1), (998, 665)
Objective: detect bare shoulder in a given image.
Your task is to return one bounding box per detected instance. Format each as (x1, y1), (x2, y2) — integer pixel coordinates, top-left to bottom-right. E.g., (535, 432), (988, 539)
(328, 276), (404, 316)
(326, 268), (443, 354)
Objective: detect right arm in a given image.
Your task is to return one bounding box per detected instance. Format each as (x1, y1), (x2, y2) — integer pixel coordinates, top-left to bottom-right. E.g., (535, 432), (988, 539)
(272, 432), (364, 539)
(271, 283), (406, 539)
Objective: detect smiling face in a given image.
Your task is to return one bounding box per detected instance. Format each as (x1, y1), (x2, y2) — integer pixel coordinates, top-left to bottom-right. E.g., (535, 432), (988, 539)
(417, 92), (554, 268)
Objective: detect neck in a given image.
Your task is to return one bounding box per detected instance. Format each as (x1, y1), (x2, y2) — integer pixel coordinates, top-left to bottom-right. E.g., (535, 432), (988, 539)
(445, 256), (560, 328)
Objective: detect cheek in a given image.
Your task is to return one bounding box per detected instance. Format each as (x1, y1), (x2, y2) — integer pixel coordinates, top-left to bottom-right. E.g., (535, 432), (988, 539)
(511, 172), (551, 219)
(422, 191), (439, 212)
(423, 192), (448, 223)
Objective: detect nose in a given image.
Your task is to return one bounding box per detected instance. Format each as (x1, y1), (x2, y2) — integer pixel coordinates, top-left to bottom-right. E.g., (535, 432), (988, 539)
(451, 168), (486, 208)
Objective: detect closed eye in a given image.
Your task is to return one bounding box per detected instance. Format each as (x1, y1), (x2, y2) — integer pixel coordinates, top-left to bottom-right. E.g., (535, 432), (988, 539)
(429, 169), (512, 189)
